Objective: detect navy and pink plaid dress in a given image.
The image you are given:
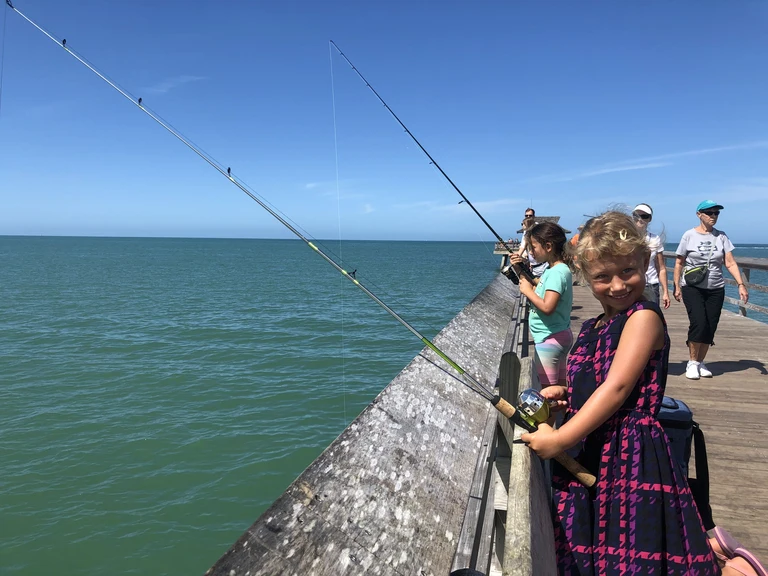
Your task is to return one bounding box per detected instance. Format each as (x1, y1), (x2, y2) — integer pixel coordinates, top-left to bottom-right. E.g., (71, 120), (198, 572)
(552, 300), (719, 575)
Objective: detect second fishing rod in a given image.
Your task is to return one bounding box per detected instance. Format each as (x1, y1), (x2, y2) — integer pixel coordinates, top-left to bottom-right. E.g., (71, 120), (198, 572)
(329, 40), (535, 286)
(6, 0), (594, 488)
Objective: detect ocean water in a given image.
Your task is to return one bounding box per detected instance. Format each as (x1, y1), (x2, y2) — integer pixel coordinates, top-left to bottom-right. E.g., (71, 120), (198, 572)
(0, 237), (501, 576)
(2, 237), (766, 576)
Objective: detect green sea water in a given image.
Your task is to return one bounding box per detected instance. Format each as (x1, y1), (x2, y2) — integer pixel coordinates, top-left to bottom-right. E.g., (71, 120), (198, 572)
(0, 236), (501, 576)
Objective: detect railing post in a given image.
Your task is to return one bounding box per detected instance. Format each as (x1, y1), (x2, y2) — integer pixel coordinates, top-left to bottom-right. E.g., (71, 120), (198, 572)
(740, 268), (751, 317)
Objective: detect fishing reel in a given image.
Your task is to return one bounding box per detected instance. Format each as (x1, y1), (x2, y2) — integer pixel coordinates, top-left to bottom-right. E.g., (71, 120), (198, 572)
(502, 260), (535, 286)
(501, 263), (519, 285)
(516, 388), (555, 429)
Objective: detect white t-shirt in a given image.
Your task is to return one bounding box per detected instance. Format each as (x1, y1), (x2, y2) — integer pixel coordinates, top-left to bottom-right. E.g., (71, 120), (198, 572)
(645, 232), (663, 285)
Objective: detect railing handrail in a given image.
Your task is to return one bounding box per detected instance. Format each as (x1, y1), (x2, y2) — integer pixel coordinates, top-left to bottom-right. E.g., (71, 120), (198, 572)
(662, 251), (768, 316)
(662, 250), (768, 272)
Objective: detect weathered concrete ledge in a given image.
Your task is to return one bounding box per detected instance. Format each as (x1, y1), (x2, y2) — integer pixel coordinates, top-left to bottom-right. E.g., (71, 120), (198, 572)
(205, 274), (521, 576)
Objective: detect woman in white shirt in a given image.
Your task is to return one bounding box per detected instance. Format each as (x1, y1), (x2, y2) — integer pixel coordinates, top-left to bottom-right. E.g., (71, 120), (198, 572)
(632, 203), (670, 309)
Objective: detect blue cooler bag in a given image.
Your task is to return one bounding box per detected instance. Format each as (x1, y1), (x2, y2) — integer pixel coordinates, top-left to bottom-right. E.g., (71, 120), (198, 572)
(657, 395), (714, 530)
(658, 396), (693, 477)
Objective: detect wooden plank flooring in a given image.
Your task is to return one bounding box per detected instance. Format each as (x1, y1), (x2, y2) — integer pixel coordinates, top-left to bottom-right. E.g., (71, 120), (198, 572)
(569, 286), (768, 560)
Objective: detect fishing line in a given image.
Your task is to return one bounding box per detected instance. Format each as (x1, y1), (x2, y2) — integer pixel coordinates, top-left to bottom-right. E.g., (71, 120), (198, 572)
(0, 0), (8, 118)
(329, 41), (348, 426)
(319, 58), (453, 342)
(417, 353), (494, 402)
(6, 1), (595, 487)
(329, 41), (518, 255)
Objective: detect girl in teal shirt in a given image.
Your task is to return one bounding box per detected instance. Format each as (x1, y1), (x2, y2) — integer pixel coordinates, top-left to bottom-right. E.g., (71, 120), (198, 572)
(511, 222), (573, 387)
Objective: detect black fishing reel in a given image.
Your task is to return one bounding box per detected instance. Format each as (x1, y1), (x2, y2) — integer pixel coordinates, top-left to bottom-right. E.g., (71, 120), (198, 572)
(502, 260), (535, 286)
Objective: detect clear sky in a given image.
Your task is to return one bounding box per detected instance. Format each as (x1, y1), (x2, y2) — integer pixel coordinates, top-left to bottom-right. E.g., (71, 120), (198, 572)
(1, 1), (767, 243)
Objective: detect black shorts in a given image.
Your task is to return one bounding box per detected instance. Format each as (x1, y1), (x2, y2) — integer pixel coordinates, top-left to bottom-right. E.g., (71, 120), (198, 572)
(681, 285), (725, 345)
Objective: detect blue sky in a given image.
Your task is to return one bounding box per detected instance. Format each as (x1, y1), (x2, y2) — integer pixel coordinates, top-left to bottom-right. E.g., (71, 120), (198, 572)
(1, 1), (767, 242)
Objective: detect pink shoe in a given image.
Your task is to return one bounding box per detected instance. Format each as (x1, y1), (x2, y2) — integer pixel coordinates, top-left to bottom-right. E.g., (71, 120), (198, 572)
(713, 526), (743, 559)
(726, 548), (768, 576)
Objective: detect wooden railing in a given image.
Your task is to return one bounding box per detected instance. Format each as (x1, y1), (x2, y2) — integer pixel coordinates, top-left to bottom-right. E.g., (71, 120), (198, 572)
(449, 286), (529, 575)
(662, 252), (768, 317)
(448, 293), (558, 576)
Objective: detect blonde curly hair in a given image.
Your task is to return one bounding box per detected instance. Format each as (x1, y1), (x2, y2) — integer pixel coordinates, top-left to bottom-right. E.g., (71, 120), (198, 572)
(575, 211), (649, 275)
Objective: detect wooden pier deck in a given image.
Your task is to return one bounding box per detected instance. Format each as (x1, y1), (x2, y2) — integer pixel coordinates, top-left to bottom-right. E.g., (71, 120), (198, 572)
(569, 286), (768, 559)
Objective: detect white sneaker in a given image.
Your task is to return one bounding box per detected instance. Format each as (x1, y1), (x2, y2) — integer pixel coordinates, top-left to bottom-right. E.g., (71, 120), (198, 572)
(698, 362), (713, 378)
(685, 361), (700, 380)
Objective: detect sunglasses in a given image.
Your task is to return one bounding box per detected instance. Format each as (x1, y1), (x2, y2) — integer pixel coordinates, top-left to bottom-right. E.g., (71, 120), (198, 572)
(633, 212), (651, 221)
(700, 210), (720, 217)
(524, 214), (535, 219)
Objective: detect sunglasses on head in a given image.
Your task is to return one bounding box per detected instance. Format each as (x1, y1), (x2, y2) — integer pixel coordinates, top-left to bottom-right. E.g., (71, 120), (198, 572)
(633, 212), (651, 220)
(701, 210), (720, 217)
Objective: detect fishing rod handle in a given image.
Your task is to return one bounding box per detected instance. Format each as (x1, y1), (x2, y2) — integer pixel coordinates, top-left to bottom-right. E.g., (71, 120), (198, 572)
(491, 396), (597, 488)
(553, 454), (596, 488)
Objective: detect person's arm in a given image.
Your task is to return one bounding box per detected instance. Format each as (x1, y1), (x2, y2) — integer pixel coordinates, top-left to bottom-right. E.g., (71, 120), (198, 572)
(724, 251), (749, 303)
(673, 255), (685, 302)
(656, 252), (670, 309)
(521, 310), (663, 459)
(673, 232), (689, 303)
(523, 286), (562, 315)
(522, 268), (565, 313)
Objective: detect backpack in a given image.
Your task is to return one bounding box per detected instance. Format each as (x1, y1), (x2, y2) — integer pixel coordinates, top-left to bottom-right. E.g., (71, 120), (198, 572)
(658, 396), (714, 531)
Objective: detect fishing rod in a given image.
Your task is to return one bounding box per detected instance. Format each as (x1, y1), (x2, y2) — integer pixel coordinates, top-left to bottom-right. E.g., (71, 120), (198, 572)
(5, 0), (594, 488)
(329, 42), (527, 263)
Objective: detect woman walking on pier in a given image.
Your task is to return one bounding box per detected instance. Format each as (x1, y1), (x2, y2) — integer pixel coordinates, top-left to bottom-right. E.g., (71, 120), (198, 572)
(522, 211), (720, 575)
(632, 203), (670, 309)
(673, 200), (749, 380)
(510, 222), (573, 388)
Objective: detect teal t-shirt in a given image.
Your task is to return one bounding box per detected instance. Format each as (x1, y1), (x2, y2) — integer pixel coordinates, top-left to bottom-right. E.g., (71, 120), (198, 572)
(529, 263), (573, 344)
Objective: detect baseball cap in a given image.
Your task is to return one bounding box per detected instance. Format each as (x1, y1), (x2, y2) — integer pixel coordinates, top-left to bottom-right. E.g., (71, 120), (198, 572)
(696, 200), (724, 212)
(633, 203), (653, 215)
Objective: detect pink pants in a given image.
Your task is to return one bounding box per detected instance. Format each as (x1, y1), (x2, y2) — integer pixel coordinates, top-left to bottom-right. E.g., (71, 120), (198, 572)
(533, 328), (573, 387)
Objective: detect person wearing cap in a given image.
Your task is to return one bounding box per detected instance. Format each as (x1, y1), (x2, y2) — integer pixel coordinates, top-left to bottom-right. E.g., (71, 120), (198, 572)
(632, 203), (670, 309)
(673, 200), (749, 380)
